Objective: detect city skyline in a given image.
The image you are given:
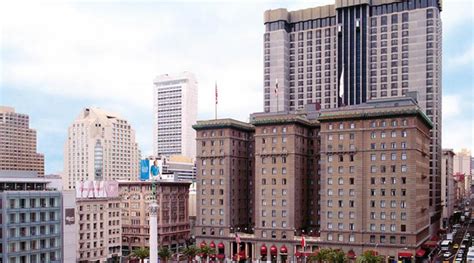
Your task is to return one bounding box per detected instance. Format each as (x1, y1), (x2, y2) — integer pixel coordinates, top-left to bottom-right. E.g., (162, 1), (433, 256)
(1, 0), (473, 174)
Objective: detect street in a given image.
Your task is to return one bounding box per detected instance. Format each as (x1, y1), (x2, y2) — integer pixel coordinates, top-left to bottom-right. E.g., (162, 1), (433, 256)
(434, 199), (473, 263)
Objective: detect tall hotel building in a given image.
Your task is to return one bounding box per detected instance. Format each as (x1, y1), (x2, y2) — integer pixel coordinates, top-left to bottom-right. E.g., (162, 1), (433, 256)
(153, 72), (198, 159)
(263, 0), (442, 233)
(194, 97), (432, 260)
(0, 106), (45, 176)
(63, 108), (140, 189)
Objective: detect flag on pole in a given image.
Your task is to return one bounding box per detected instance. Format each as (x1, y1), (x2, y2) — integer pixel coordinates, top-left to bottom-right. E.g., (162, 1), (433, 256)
(215, 82), (218, 105)
(235, 233), (241, 244)
(301, 235), (306, 249)
(274, 78), (279, 94)
(339, 66), (344, 99)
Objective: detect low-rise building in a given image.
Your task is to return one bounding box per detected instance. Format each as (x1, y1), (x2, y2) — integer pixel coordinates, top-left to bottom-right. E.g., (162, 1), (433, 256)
(441, 149), (455, 228)
(75, 180), (122, 262)
(118, 180), (191, 255)
(0, 171), (63, 263)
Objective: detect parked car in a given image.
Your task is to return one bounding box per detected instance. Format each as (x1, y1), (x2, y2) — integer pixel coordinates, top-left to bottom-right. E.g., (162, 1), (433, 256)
(444, 252), (452, 258)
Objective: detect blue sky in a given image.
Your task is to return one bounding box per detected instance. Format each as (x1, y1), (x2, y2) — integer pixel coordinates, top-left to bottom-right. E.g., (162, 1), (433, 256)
(0, 0), (473, 174)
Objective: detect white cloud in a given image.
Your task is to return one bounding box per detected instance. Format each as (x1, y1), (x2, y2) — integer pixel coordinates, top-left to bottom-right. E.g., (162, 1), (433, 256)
(440, 0), (474, 33)
(442, 94), (461, 119)
(445, 44), (474, 70)
(442, 93), (474, 153)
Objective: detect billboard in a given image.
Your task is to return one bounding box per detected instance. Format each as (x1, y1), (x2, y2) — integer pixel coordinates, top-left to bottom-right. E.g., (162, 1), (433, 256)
(75, 180), (119, 198)
(65, 208), (75, 225)
(140, 159), (150, 181)
(140, 158), (163, 181)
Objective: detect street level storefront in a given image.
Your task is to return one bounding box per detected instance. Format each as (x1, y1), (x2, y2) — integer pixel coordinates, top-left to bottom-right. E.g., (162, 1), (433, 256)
(197, 236), (428, 263)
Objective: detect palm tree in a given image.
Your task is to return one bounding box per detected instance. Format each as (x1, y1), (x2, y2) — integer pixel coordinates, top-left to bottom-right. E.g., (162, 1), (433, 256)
(327, 249), (347, 263)
(158, 246), (172, 263)
(356, 250), (384, 263)
(182, 245), (199, 262)
(130, 247), (149, 263)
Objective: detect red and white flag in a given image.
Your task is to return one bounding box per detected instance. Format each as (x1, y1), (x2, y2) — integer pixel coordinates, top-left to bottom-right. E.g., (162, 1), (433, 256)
(235, 233), (241, 244)
(301, 235), (306, 248)
(215, 82), (218, 105)
(274, 78), (279, 94)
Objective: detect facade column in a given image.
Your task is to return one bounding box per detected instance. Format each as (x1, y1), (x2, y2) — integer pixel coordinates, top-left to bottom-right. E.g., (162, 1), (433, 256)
(149, 201), (158, 263)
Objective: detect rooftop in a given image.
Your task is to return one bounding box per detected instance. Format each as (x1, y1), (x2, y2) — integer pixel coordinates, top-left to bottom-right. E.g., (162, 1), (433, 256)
(193, 118), (255, 132)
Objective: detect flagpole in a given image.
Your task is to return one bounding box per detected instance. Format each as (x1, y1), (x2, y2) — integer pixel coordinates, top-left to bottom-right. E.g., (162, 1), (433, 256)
(275, 78), (279, 112)
(215, 82), (218, 120)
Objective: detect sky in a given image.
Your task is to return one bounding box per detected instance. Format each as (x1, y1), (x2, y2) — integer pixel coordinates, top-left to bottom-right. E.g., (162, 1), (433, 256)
(0, 0), (473, 174)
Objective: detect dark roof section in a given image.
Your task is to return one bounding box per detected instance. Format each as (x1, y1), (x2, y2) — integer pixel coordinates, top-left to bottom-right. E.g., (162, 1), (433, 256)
(192, 118), (255, 132)
(250, 111), (319, 127)
(319, 97), (433, 129)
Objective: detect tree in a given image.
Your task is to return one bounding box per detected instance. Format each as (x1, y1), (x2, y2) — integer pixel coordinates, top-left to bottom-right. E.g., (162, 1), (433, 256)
(356, 250), (384, 263)
(182, 245), (199, 262)
(308, 248), (346, 263)
(327, 249), (346, 263)
(198, 245), (217, 261)
(130, 247), (149, 263)
(158, 247), (172, 263)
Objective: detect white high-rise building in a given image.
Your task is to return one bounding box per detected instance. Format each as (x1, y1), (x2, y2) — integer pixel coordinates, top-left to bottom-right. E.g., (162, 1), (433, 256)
(63, 107), (140, 189)
(153, 72), (197, 159)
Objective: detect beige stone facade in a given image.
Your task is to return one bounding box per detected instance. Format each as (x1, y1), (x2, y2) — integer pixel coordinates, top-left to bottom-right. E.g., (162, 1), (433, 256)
(77, 197), (122, 262)
(0, 106), (44, 176)
(118, 181), (191, 255)
(63, 107), (140, 190)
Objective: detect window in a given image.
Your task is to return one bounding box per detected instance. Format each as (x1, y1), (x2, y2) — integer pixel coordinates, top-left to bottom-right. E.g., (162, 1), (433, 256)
(371, 166), (377, 173)
(327, 211), (333, 219)
(371, 154), (376, 161)
(401, 225), (406, 232)
(328, 155), (333, 162)
(401, 212), (407, 220)
(401, 165), (407, 173)
(401, 130), (407, 137)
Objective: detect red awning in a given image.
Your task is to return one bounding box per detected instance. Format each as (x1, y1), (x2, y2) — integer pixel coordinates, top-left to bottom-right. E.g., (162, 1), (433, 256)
(217, 254), (225, 259)
(416, 249), (426, 257)
(260, 244), (268, 255)
(218, 242), (225, 249)
(295, 251), (314, 257)
(210, 241), (216, 249)
(398, 252), (413, 258)
(280, 245), (288, 254)
(270, 245), (278, 255)
(347, 250), (356, 258)
(424, 240), (438, 247)
(200, 241), (207, 249)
